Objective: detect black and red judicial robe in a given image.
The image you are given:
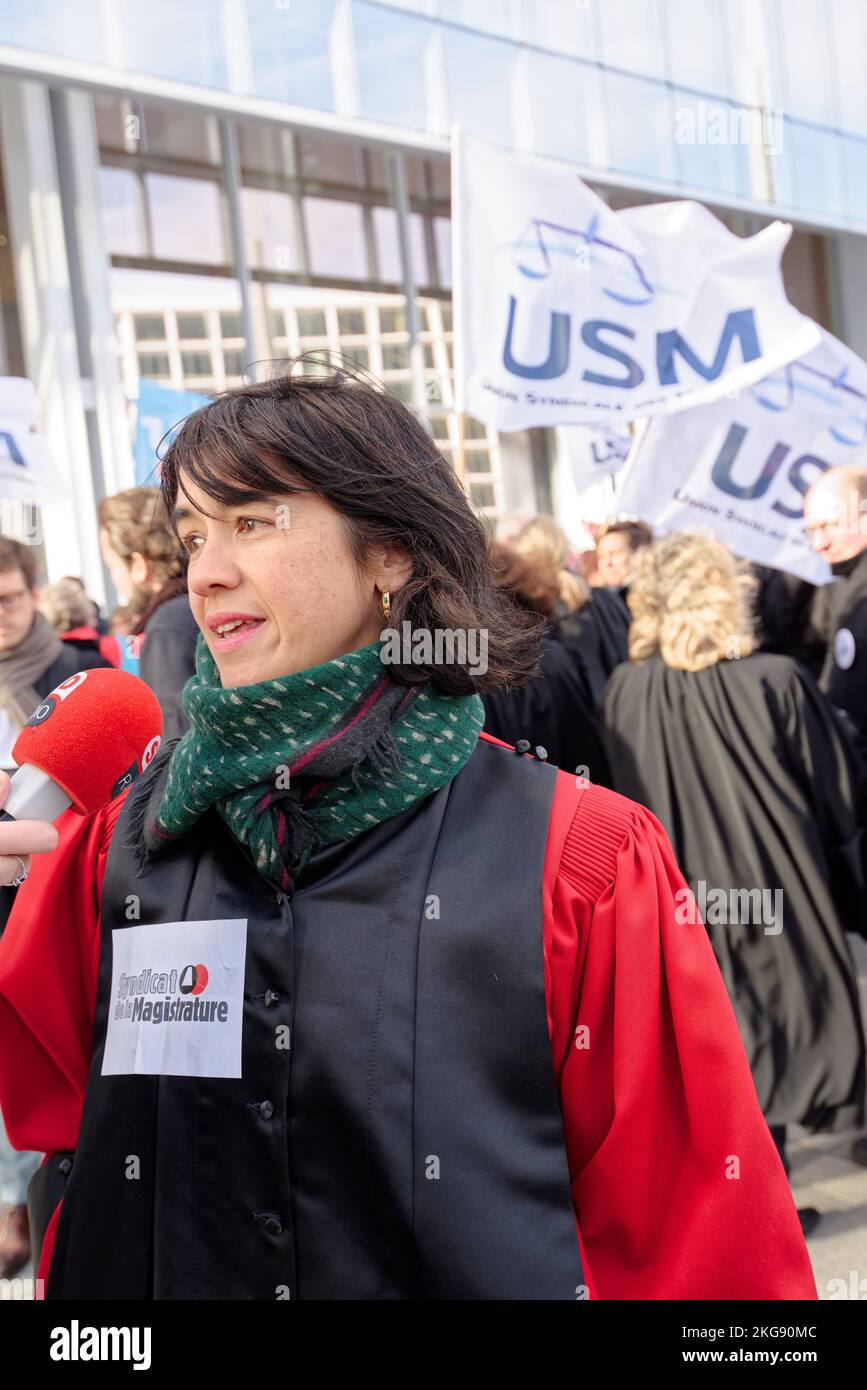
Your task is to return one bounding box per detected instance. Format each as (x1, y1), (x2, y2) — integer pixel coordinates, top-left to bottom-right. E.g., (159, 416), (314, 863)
(0, 732), (815, 1299)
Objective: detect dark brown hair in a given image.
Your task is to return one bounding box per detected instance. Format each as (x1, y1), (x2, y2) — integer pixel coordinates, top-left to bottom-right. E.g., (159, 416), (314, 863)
(488, 542), (559, 619)
(158, 367), (540, 694)
(597, 519), (653, 553)
(0, 535), (37, 589)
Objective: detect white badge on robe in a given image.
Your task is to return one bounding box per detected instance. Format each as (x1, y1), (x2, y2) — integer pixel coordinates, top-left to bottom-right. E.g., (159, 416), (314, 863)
(102, 919), (247, 1078)
(834, 627), (856, 671)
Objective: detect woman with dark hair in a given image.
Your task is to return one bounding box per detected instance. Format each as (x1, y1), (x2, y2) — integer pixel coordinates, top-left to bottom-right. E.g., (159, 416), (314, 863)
(483, 543), (611, 784)
(0, 371), (812, 1301)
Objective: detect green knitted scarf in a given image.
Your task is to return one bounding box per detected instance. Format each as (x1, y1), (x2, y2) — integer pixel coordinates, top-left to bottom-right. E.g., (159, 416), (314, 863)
(146, 635), (484, 892)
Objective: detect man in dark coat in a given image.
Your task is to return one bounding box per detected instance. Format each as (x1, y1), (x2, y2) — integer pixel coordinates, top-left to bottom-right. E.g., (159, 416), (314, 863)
(805, 465), (867, 746)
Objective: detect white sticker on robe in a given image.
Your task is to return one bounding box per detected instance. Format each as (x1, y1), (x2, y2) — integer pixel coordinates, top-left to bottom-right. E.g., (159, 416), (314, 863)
(102, 919), (247, 1078)
(834, 627), (856, 670)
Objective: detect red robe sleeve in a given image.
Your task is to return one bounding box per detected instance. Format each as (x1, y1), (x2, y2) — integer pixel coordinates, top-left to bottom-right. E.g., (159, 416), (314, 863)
(0, 794), (126, 1154)
(544, 773), (817, 1301)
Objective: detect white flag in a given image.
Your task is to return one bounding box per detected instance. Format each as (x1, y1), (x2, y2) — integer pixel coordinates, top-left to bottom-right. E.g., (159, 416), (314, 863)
(0, 377), (66, 504)
(617, 326), (867, 583)
(453, 131), (820, 431)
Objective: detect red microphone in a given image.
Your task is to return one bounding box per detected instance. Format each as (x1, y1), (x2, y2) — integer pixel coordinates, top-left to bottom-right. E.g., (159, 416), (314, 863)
(2, 668), (163, 823)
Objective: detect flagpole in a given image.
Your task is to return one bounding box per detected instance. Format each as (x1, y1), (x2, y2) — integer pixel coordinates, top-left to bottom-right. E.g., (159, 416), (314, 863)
(455, 409), (467, 490)
(450, 125), (469, 498)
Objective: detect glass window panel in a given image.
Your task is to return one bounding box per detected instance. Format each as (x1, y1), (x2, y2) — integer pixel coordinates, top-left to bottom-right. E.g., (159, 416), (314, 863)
(388, 379), (415, 403)
(220, 312), (244, 340)
(423, 343), (435, 369)
(787, 123), (847, 217)
(137, 352), (170, 377)
(831, 0), (867, 137)
(134, 314), (166, 341)
(433, 218), (452, 288)
(596, 0), (667, 78)
(439, 302), (453, 332)
(520, 0), (595, 58)
(247, 0), (338, 110)
(526, 51), (604, 166)
(118, 0), (228, 88)
(672, 97), (753, 199)
(269, 309), (288, 340)
(181, 351), (213, 377)
(342, 345), (370, 371)
(430, 414), (450, 440)
(353, 2), (435, 129)
(146, 175), (226, 264)
(665, 0), (730, 94)
(297, 309), (327, 338)
(469, 482), (496, 509)
(223, 349), (247, 377)
(373, 206), (402, 282)
(95, 97), (128, 154)
(139, 105), (220, 164)
(466, 447), (492, 473)
(299, 132), (364, 186)
(177, 313), (207, 340)
(604, 71), (678, 182)
(842, 136), (867, 220)
(379, 307), (407, 334)
(0, 0), (107, 63)
(100, 168), (146, 257)
(338, 308), (366, 336)
(772, 0), (835, 126)
(410, 214), (430, 286)
(241, 187), (300, 273)
(300, 351), (331, 377)
(238, 122), (298, 180)
(303, 198), (368, 279)
(443, 29), (517, 146)
(382, 343), (410, 371)
(464, 417), (488, 440)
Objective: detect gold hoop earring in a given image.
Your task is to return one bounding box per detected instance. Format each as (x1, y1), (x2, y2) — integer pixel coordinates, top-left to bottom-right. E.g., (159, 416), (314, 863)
(380, 588), (391, 619)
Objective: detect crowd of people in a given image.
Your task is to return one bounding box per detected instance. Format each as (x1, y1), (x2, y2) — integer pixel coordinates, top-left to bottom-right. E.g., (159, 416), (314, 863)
(0, 370), (864, 1299)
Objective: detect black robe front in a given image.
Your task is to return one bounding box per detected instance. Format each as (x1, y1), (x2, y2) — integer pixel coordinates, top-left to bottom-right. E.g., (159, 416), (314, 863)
(483, 633), (612, 784)
(815, 548), (867, 746)
(604, 650), (867, 1132)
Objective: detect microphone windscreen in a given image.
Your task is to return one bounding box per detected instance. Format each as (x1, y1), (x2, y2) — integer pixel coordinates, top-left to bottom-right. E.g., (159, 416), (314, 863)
(12, 668), (163, 815)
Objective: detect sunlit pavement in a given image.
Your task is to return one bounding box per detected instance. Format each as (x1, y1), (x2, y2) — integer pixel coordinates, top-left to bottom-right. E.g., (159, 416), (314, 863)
(789, 934), (867, 1301)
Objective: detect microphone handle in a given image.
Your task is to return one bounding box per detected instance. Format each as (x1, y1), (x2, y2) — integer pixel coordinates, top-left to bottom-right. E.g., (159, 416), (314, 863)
(3, 765), (73, 822)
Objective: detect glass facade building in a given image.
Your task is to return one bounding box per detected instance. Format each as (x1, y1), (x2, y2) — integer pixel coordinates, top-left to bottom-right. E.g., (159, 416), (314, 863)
(0, 0), (865, 593)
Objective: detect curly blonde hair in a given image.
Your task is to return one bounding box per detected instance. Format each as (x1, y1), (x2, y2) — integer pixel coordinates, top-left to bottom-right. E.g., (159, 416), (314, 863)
(97, 487), (184, 625)
(39, 578), (94, 634)
(513, 515), (590, 613)
(628, 532), (757, 671)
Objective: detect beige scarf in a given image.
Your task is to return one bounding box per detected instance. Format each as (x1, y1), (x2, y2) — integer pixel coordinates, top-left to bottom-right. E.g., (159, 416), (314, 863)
(0, 611), (62, 727)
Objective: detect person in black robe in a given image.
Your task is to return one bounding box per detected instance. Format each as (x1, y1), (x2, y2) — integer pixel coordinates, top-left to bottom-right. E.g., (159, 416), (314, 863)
(512, 516), (630, 710)
(483, 543), (611, 785)
(603, 532), (866, 1222)
(552, 585), (630, 709)
(752, 564), (824, 677)
(804, 465), (867, 750)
